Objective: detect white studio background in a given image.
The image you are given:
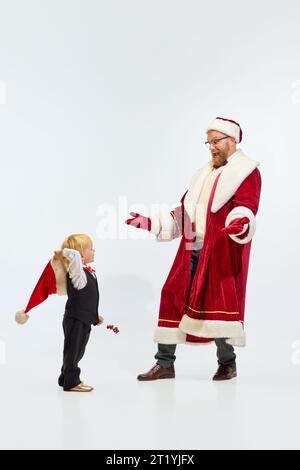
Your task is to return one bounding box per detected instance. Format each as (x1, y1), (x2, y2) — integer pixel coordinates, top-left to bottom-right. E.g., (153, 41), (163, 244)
(0, 0), (300, 450)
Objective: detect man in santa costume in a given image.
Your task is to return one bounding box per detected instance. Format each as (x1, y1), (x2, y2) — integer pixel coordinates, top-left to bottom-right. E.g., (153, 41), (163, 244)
(126, 117), (261, 381)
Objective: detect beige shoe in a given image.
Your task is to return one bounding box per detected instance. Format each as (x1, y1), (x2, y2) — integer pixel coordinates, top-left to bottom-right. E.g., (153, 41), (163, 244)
(68, 383), (94, 392)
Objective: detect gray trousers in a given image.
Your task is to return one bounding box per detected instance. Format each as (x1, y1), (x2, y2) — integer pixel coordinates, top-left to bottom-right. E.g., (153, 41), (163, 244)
(155, 245), (236, 368)
(155, 338), (236, 368)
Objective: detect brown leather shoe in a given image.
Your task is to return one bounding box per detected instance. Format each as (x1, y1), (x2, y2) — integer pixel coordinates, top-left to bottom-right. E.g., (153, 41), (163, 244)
(212, 363), (237, 381)
(137, 364), (175, 381)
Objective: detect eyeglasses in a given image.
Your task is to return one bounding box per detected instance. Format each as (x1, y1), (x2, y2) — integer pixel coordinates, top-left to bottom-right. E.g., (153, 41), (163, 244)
(205, 136), (229, 148)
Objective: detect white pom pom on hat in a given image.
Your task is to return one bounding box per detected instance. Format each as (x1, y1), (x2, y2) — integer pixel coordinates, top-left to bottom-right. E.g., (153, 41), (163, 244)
(15, 310), (30, 325)
(207, 117), (243, 144)
(15, 258), (67, 325)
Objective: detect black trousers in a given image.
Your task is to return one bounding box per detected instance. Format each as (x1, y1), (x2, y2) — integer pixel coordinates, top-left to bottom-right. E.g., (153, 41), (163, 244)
(155, 245), (236, 367)
(58, 316), (91, 391)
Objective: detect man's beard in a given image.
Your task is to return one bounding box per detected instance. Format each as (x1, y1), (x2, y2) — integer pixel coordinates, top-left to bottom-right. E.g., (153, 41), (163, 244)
(211, 149), (228, 169)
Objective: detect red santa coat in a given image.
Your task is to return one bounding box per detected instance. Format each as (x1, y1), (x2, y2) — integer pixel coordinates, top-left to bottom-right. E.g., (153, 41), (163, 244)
(150, 150), (261, 347)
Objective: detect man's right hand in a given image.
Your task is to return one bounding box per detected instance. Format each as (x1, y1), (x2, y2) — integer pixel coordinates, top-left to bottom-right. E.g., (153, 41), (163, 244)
(125, 212), (152, 231)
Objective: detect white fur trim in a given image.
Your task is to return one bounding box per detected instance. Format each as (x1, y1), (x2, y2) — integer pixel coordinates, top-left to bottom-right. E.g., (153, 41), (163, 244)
(212, 151), (259, 213)
(51, 258), (67, 295)
(153, 325), (245, 346)
(184, 150), (259, 220)
(207, 118), (241, 143)
(179, 314), (246, 347)
(150, 212), (161, 236)
(157, 212), (174, 241)
(225, 205), (256, 245)
(184, 164), (212, 222)
(15, 310), (29, 325)
(226, 335), (246, 347)
(150, 210), (175, 241)
(154, 326), (187, 344)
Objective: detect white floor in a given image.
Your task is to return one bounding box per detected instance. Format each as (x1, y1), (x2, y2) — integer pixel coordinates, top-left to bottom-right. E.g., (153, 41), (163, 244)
(1, 325), (300, 450)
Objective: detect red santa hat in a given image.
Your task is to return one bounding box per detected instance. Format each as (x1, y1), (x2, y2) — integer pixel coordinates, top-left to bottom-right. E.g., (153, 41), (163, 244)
(207, 117), (243, 143)
(15, 258), (67, 325)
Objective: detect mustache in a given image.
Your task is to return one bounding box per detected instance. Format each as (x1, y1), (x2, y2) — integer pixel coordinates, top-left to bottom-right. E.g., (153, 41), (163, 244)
(211, 153), (228, 168)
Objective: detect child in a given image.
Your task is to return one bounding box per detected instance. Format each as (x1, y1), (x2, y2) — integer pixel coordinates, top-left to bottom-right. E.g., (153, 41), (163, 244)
(56, 234), (103, 392)
(16, 233), (104, 392)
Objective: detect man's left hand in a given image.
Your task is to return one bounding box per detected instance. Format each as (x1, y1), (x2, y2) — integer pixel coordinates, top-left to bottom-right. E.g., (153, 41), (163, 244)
(222, 217), (250, 236)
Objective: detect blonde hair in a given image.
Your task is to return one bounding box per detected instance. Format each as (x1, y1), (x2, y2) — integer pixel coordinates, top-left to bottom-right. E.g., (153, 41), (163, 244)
(61, 233), (93, 256)
(61, 234), (93, 270)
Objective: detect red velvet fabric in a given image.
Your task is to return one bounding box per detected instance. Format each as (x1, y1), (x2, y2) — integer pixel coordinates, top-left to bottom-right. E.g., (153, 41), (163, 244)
(24, 261), (57, 313)
(157, 168), (261, 342)
(222, 216), (249, 235)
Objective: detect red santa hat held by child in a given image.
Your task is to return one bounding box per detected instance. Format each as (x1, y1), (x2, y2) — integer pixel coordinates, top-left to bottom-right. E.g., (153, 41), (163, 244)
(15, 257), (67, 325)
(15, 253), (120, 334)
(207, 116), (243, 143)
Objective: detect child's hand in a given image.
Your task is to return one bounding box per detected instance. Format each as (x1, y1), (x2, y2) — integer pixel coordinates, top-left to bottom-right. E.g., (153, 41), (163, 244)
(98, 314), (104, 325)
(54, 250), (64, 262)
